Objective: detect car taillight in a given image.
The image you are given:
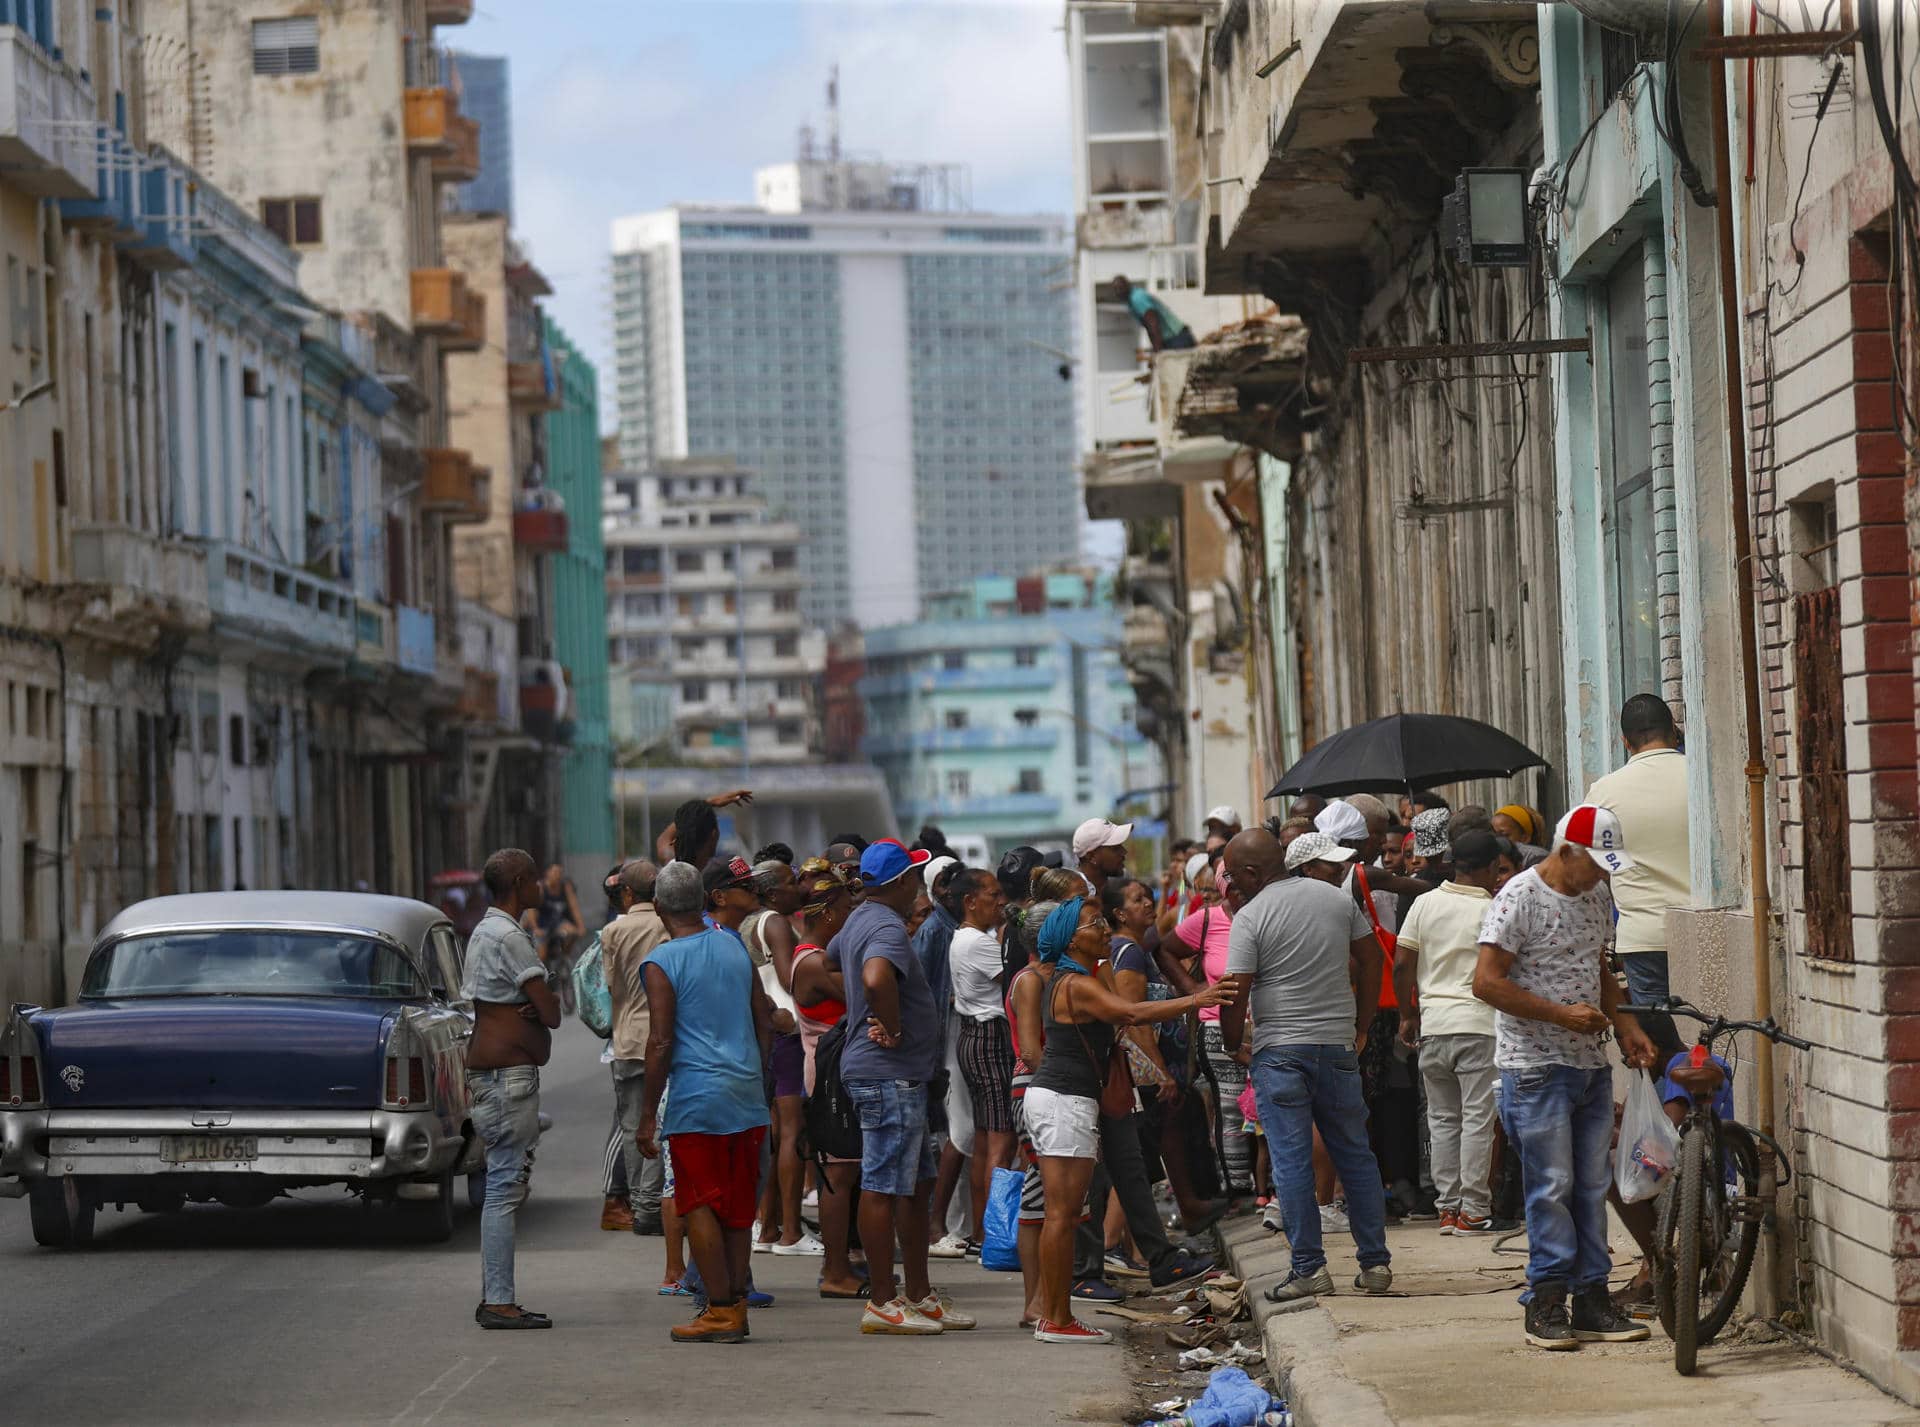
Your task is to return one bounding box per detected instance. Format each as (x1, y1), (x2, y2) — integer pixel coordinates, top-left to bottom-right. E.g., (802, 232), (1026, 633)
(385, 1055), (429, 1108)
(20, 1058), (38, 1103)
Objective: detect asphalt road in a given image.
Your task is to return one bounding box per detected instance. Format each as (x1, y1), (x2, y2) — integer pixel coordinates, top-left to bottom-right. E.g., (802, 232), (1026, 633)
(0, 1021), (1131, 1426)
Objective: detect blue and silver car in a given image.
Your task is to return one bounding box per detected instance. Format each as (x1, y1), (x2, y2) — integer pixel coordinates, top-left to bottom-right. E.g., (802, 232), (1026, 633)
(0, 892), (483, 1247)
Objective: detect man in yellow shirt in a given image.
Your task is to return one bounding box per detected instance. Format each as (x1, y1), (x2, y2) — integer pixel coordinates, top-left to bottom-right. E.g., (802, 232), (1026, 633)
(1585, 694), (1689, 1064)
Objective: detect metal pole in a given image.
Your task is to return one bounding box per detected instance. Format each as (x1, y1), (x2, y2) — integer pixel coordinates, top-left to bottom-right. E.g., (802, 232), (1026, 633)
(1707, 0), (1778, 1164)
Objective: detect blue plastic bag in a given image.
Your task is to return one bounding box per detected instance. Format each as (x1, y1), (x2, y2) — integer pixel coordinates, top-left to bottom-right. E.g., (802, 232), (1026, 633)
(980, 1165), (1023, 1271)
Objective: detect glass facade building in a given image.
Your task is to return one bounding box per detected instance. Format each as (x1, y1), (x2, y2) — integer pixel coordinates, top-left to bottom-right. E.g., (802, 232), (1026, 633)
(450, 52), (513, 221)
(609, 201), (1078, 627)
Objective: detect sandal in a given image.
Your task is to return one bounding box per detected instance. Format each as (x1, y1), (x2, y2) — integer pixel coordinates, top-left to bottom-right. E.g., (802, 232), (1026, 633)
(658, 1278), (691, 1297)
(819, 1281), (867, 1299)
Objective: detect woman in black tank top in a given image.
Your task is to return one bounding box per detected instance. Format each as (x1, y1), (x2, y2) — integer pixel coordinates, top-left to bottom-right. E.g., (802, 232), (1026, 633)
(1026, 897), (1235, 1345)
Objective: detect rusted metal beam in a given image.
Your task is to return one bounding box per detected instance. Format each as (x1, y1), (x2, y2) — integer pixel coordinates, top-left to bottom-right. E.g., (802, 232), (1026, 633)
(1689, 30), (1856, 60)
(1346, 336), (1590, 364)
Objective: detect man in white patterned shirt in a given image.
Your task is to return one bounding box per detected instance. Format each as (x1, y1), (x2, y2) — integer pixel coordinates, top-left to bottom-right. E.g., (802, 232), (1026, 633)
(1474, 805), (1656, 1353)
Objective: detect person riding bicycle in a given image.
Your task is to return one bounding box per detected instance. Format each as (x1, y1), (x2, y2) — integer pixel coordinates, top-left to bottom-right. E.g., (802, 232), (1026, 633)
(525, 863), (585, 966)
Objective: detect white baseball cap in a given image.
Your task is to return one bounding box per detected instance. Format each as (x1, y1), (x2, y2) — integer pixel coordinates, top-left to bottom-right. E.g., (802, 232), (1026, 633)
(1071, 818), (1133, 860)
(1285, 831), (1357, 872)
(1184, 851), (1212, 885)
(1314, 799), (1369, 843)
(924, 855), (958, 890)
(1204, 805), (1243, 830)
(1555, 804), (1634, 874)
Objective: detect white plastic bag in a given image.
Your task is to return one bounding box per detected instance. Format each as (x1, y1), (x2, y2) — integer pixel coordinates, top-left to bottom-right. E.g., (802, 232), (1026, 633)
(1614, 1072), (1681, 1203)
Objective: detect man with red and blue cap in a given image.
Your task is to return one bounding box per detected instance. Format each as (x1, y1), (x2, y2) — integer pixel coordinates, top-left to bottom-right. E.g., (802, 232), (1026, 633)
(830, 838), (975, 1337)
(1473, 804), (1658, 1353)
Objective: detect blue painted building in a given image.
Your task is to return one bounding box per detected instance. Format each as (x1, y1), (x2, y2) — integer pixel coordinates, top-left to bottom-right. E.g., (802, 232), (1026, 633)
(859, 572), (1154, 855)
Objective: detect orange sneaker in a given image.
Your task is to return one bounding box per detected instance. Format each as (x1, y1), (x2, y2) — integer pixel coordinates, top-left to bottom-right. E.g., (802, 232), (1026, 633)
(1438, 1209), (1459, 1235)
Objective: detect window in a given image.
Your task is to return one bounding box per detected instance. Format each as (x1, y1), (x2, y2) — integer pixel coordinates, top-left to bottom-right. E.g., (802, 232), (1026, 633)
(675, 593), (702, 616)
(1603, 249), (1659, 700)
(945, 770), (971, 799)
(944, 710), (969, 731)
(942, 651), (966, 671)
(1013, 708), (1039, 728)
(772, 591), (797, 612)
(622, 546), (661, 576)
(776, 679), (802, 700)
(1014, 646), (1040, 667)
(260, 197), (322, 247)
(680, 680), (708, 703)
(770, 548), (797, 570)
(252, 16), (319, 75)
(674, 550), (703, 573)
(776, 722), (802, 745)
(774, 634), (797, 657)
(228, 713), (246, 767)
(1016, 769), (1044, 794)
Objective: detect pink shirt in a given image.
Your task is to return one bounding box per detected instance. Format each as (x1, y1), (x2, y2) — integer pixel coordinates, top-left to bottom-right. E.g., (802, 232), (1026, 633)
(1173, 905), (1234, 1022)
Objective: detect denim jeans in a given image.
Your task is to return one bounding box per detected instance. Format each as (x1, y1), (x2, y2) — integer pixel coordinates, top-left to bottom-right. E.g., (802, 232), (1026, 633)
(469, 1065), (541, 1305)
(1498, 1063), (1614, 1299)
(1620, 952), (1684, 1065)
(845, 1078), (937, 1196)
(1250, 1044), (1390, 1278)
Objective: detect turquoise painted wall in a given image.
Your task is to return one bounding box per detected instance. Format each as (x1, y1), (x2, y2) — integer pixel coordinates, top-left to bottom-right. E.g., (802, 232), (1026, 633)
(546, 316), (615, 866)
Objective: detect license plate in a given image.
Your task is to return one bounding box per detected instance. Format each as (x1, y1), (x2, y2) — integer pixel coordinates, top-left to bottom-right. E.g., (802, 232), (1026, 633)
(161, 1135), (259, 1164)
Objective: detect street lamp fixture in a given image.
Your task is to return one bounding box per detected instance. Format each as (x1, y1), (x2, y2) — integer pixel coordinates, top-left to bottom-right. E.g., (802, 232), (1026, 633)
(1444, 168), (1531, 267)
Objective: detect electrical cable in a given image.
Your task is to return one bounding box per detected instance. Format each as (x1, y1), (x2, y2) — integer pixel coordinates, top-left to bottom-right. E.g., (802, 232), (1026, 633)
(1772, 61), (1845, 299)
(1656, 0), (1717, 208)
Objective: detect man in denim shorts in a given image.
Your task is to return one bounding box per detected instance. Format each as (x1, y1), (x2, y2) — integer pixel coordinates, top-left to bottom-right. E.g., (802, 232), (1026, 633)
(463, 848), (562, 1329)
(835, 839), (974, 1336)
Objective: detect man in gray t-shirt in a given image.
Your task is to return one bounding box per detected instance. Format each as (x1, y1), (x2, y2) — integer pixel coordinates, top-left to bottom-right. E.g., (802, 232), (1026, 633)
(1219, 829), (1393, 1300)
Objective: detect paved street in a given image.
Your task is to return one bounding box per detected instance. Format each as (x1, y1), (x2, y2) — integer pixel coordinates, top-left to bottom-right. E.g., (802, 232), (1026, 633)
(0, 1023), (1130, 1426)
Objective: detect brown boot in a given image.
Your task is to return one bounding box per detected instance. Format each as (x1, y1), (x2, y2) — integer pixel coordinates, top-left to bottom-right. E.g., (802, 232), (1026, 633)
(600, 1196), (635, 1232)
(670, 1303), (747, 1344)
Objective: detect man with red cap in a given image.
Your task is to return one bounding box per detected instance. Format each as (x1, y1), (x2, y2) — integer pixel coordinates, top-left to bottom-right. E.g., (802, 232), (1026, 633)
(1474, 805), (1657, 1352)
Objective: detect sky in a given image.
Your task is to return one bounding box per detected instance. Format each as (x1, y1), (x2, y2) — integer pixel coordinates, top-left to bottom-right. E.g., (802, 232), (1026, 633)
(455, 0), (1076, 421)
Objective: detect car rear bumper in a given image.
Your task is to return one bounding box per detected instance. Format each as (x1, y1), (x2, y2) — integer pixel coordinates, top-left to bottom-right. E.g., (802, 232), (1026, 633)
(0, 1107), (464, 1188)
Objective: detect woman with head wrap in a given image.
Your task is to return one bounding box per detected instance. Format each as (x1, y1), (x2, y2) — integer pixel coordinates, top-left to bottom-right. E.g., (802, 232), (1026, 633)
(1024, 897), (1233, 1345)
(1491, 804), (1550, 867)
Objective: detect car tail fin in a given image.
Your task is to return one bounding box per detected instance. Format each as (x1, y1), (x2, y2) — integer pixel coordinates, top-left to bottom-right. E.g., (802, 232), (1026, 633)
(1, 1007), (45, 1108)
(380, 1012), (431, 1112)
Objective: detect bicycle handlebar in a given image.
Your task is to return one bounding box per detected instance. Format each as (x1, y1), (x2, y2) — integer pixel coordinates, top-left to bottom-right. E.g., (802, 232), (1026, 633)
(1621, 997), (1814, 1053)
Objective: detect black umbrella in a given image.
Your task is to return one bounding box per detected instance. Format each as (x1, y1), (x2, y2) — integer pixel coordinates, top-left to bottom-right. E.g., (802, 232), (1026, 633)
(1266, 713), (1547, 798)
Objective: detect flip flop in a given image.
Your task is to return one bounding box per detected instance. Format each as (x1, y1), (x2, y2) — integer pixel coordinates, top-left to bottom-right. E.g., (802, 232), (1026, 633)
(819, 1283), (868, 1299)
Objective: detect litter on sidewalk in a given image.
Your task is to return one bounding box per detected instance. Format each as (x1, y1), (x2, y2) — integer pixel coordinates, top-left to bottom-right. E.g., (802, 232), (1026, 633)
(1143, 1365), (1291, 1427)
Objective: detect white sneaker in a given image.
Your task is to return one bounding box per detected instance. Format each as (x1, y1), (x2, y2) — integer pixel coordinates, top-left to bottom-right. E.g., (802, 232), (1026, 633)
(771, 1231), (826, 1256)
(928, 1233), (970, 1259)
(860, 1297), (944, 1335)
(1262, 1202), (1285, 1235)
(913, 1291), (975, 1330)
(1320, 1202), (1351, 1236)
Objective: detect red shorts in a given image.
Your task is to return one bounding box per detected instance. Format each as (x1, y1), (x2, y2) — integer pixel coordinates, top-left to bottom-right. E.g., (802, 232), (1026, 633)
(669, 1127), (767, 1230)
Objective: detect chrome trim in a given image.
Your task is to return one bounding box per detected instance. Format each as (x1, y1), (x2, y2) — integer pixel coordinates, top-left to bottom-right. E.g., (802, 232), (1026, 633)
(0, 1106), (461, 1183)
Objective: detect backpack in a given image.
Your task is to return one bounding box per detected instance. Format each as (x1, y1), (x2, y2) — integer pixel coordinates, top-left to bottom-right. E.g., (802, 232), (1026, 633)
(805, 1018), (864, 1162)
(572, 931), (613, 1039)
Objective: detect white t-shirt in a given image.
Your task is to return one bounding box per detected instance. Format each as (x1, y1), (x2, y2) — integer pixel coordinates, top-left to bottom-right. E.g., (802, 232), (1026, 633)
(1477, 868), (1613, 1071)
(949, 926), (1007, 1022)
(1396, 882), (1495, 1039)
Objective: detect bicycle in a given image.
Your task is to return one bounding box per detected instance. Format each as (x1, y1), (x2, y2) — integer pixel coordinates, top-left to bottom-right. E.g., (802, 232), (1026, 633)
(540, 929), (579, 1017)
(1621, 996), (1811, 1376)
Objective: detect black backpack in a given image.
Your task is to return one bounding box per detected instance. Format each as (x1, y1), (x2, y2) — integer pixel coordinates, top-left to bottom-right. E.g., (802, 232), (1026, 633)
(805, 1018), (864, 1163)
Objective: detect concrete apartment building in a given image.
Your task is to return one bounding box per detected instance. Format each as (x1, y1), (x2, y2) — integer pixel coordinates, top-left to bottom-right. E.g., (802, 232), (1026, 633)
(609, 153), (1079, 626)
(859, 572), (1152, 855)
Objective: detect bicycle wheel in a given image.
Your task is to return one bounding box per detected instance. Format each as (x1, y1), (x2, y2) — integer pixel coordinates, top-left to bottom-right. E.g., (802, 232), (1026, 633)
(1695, 1122), (1762, 1344)
(1669, 1122), (1709, 1375)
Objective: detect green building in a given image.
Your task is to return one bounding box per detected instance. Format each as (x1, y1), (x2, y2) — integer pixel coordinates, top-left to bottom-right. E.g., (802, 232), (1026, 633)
(546, 317), (615, 880)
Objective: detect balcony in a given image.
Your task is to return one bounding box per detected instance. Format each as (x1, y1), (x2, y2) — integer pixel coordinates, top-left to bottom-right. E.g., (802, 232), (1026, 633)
(1082, 448), (1176, 523)
(396, 604), (437, 677)
(513, 495), (569, 553)
(196, 540), (356, 658)
(457, 667), (500, 724)
(353, 601), (394, 673)
(66, 524), (210, 637)
(58, 124), (138, 239)
(404, 87), (456, 155)
(0, 27), (95, 197)
(433, 113), (480, 183)
(860, 666), (1055, 698)
(125, 148), (196, 270)
(508, 356), (562, 411)
(863, 726), (1061, 757)
(1154, 318), (1314, 466)
(411, 268), (481, 342)
(902, 793), (1063, 821)
(426, 0), (473, 25)
(447, 286), (486, 353)
(421, 448), (488, 523)
(520, 659), (572, 742)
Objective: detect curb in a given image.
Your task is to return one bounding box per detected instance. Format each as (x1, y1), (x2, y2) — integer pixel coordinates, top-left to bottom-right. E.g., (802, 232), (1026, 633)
(1218, 1215), (1397, 1427)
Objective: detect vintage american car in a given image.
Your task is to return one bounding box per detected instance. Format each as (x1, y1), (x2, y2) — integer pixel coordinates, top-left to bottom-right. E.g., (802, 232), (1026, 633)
(0, 892), (484, 1248)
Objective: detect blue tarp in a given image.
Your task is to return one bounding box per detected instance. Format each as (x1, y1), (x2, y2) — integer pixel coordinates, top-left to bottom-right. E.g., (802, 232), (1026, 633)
(1146, 1367), (1286, 1427)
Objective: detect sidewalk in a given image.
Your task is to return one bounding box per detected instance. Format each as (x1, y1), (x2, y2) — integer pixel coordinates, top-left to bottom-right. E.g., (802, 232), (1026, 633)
(1219, 1210), (1920, 1427)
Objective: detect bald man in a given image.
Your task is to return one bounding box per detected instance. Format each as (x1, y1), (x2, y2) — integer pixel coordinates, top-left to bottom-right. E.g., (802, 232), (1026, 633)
(1219, 829), (1394, 1302)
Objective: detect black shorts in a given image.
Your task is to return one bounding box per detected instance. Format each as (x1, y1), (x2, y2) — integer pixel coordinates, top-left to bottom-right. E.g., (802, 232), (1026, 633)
(957, 1016), (1017, 1135)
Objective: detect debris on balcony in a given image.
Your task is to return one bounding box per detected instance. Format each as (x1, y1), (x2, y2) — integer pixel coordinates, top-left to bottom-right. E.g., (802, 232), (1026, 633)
(1170, 314), (1314, 460)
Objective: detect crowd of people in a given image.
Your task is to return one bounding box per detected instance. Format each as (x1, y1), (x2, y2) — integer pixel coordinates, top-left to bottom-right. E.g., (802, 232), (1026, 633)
(454, 692), (1699, 1354)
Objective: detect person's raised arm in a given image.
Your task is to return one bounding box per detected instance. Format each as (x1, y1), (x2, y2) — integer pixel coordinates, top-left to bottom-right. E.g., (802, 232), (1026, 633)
(1068, 968), (1230, 1029)
(636, 962), (677, 1157)
(1472, 942), (1607, 1035)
